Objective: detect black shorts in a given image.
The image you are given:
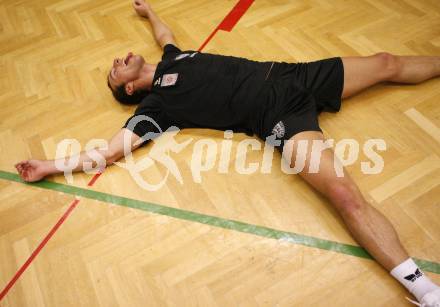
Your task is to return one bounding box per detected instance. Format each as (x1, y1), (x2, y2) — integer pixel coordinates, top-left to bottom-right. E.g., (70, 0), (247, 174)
(260, 57), (344, 149)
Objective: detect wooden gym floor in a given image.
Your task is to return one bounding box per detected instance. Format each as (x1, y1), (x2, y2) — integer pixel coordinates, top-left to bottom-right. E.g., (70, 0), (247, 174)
(0, 0), (439, 306)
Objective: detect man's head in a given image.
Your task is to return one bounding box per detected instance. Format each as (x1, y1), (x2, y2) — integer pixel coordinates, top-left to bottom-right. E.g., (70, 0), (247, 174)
(107, 52), (150, 105)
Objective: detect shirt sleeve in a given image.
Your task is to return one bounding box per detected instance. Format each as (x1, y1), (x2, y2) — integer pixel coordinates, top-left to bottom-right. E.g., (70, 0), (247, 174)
(122, 94), (170, 146)
(161, 44), (182, 61)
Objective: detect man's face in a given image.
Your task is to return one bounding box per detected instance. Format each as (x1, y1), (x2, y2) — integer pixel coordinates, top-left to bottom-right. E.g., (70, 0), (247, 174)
(107, 52), (146, 90)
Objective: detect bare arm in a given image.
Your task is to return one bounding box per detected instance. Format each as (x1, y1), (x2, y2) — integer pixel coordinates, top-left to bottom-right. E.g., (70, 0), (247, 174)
(15, 128), (142, 182)
(133, 0), (177, 48)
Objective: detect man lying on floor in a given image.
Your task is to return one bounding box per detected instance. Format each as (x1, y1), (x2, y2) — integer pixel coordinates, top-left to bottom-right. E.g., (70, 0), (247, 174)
(15, 1), (440, 305)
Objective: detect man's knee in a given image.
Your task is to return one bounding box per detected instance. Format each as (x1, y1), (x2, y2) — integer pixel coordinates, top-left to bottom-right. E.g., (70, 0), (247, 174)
(374, 52), (401, 81)
(326, 182), (366, 218)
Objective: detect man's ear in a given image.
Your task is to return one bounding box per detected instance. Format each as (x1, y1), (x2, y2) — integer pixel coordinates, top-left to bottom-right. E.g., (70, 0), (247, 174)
(125, 82), (134, 96)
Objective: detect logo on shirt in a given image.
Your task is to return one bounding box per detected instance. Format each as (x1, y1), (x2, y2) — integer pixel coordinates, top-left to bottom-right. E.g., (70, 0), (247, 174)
(272, 121), (286, 138)
(154, 77), (161, 86)
(175, 52), (198, 61)
(161, 73), (179, 87)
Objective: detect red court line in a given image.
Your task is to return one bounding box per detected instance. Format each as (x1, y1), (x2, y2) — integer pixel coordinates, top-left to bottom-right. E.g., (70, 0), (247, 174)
(0, 198), (80, 301)
(198, 26), (220, 52)
(87, 171), (103, 187)
(1, 0), (253, 301)
(0, 173), (100, 301)
(198, 0), (255, 51)
(218, 0), (254, 32)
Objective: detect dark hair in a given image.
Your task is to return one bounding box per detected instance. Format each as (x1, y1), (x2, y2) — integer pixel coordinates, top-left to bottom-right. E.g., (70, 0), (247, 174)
(107, 79), (148, 105)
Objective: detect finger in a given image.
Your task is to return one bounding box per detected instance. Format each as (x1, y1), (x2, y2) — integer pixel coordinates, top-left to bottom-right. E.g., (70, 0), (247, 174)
(19, 164), (26, 172)
(24, 169), (31, 181)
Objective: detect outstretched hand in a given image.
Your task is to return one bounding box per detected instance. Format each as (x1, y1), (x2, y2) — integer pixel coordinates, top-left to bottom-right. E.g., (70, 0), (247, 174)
(133, 0), (151, 18)
(15, 159), (48, 182)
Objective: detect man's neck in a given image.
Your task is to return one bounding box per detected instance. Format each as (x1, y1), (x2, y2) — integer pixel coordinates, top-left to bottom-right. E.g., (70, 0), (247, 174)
(141, 63), (157, 91)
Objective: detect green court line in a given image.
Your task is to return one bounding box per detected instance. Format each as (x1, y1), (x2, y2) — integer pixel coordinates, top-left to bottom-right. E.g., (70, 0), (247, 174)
(1, 169), (439, 274)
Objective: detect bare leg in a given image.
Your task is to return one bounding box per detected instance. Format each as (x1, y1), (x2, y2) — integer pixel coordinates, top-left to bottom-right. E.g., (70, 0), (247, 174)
(285, 131), (409, 271)
(391, 55), (440, 83)
(341, 52), (440, 99)
(335, 53), (440, 262)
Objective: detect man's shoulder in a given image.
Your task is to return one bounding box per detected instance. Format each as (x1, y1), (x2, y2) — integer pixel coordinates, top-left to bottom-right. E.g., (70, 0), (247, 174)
(162, 44), (182, 61)
(163, 43), (181, 52)
(135, 93), (162, 113)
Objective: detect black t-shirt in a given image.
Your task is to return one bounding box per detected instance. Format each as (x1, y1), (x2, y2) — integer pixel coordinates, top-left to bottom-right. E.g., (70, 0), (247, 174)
(123, 44), (276, 144)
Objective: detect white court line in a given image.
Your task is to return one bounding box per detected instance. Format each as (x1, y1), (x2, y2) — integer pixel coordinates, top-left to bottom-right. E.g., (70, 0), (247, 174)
(369, 154), (440, 203)
(404, 107), (440, 143)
